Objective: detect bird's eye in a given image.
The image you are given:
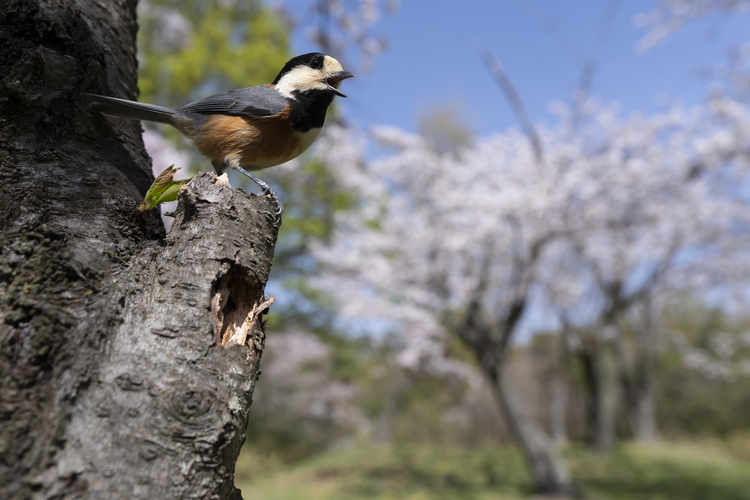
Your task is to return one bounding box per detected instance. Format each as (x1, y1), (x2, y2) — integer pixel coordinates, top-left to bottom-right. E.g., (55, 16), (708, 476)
(310, 56), (323, 69)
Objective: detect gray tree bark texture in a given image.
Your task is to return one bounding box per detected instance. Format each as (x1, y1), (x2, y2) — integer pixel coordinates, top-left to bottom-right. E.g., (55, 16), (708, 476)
(0, 1), (278, 499)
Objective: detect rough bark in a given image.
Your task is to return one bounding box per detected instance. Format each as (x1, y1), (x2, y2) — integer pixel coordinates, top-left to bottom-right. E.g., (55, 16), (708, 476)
(0, 1), (278, 499)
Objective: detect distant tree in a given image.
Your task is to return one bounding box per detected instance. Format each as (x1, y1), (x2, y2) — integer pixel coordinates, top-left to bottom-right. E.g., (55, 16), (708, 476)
(311, 123), (576, 494)
(542, 100), (750, 448)
(308, 79), (750, 484)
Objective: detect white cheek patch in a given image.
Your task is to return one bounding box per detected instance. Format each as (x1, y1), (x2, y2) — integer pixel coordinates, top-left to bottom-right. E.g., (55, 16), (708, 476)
(275, 66), (328, 99)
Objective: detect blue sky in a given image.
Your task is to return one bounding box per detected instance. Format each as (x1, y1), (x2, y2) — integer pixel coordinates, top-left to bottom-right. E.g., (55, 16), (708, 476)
(286, 0), (750, 137)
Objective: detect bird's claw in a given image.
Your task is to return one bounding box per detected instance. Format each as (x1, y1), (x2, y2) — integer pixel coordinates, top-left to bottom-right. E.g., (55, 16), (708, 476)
(234, 165), (283, 227)
(264, 186), (285, 223)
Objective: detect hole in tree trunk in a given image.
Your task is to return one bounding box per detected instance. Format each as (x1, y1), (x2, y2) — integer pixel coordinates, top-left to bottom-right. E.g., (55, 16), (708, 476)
(210, 266), (258, 347)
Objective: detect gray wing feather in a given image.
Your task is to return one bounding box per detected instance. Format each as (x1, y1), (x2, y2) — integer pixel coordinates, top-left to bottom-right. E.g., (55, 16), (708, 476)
(179, 85), (288, 118)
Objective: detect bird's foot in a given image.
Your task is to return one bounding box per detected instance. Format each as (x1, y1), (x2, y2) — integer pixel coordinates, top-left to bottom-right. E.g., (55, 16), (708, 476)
(234, 165), (283, 227)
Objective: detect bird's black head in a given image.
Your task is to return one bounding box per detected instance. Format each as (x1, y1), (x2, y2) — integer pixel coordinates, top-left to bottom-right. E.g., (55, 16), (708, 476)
(273, 53), (355, 98)
(273, 53), (325, 83)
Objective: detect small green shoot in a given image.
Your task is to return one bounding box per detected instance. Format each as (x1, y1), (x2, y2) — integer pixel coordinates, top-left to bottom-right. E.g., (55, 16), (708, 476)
(137, 165), (192, 214)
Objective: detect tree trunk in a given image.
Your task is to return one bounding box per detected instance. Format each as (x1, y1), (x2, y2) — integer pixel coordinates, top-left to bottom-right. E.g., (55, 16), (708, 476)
(547, 334), (570, 446)
(0, 2), (278, 499)
(461, 297), (574, 495)
(547, 363), (570, 446)
(623, 303), (660, 442)
(579, 332), (618, 452)
(373, 368), (413, 444)
(486, 359), (574, 496)
(548, 377), (569, 446)
(592, 343), (617, 452)
(578, 347), (597, 445)
(631, 376), (658, 442)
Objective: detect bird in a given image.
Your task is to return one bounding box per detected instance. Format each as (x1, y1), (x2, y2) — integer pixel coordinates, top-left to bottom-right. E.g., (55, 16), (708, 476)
(83, 52), (354, 223)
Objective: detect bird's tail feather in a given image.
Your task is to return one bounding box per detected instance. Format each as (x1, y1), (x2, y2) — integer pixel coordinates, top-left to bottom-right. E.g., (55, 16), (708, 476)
(82, 93), (190, 129)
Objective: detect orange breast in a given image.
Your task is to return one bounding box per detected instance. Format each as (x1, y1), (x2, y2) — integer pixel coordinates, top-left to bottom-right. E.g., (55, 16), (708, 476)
(190, 111), (315, 171)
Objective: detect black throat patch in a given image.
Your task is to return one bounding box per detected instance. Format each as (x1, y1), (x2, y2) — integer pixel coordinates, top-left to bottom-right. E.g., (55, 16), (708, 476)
(288, 89), (335, 132)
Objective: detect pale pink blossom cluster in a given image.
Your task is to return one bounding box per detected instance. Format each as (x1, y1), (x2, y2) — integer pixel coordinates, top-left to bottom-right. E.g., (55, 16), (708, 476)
(310, 97), (750, 374)
(672, 328), (750, 380)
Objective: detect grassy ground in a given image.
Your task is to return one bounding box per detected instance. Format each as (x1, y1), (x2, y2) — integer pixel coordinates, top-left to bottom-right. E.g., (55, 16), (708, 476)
(234, 441), (750, 500)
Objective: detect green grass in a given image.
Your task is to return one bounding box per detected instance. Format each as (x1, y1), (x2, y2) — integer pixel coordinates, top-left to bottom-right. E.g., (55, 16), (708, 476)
(571, 442), (750, 500)
(234, 441), (750, 500)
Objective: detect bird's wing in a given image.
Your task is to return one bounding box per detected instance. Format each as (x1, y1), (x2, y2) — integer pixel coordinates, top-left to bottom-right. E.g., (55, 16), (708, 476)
(179, 85), (288, 118)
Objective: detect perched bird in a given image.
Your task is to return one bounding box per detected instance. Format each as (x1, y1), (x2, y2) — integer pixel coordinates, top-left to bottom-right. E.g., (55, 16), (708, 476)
(83, 53), (354, 221)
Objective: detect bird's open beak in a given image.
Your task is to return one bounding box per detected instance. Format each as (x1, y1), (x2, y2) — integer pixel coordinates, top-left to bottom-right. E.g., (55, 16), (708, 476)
(327, 71), (355, 98)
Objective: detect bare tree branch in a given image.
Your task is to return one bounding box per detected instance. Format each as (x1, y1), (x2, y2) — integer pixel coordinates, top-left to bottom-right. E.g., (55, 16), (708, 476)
(479, 45), (545, 164)
(570, 0), (624, 129)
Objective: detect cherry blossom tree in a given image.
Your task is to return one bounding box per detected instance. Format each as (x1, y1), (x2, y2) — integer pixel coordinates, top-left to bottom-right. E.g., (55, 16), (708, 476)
(311, 122), (577, 493)
(541, 98), (750, 448)
(308, 75), (750, 486)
